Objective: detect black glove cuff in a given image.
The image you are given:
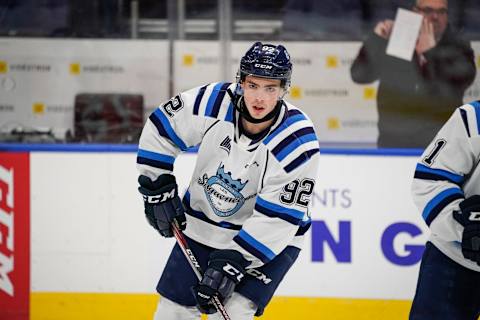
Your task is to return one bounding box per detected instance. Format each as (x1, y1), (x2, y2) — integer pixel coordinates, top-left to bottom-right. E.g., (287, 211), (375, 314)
(455, 195), (480, 227)
(191, 284), (217, 314)
(460, 195), (480, 211)
(138, 173), (185, 237)
(138, 173), (176, 190)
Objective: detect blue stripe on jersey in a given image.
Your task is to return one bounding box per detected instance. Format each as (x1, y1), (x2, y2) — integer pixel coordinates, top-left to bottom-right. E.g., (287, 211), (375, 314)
(271, 127), (315, 159)
(184, 189), (191, 201)
(152, 109), (188, 151)
(460, 108), (471, 137)
(137, 149), (175, 170)
(225, 102), (234, 123)
(234, 230), (275, 264)
(284, 148), (319, 173)
(137, 149), (175, 164)
(137, 157), (174, 171)
(182, 192), (242, 230)
(296, 218), (312, 236)
(263, 112), (307, 145)
(472, 101), (480, 135)
(414, 163), (464, 185)
(422, 187), (464, 226)
(209, 82), (231, 118)
(255, 196), (304, 225)
(149, 112), (170, 141)
(193, 85), (208, 115)
(288, 109), (302, 117)
(276, 133), (318, 161)
(204, 83), (225, 118)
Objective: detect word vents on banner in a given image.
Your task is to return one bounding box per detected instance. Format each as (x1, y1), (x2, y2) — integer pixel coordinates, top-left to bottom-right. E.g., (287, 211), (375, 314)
(315, 188), (352, 208)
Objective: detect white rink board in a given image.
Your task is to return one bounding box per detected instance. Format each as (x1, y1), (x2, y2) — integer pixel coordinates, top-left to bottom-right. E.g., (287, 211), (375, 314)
(30, 151), (428, 299)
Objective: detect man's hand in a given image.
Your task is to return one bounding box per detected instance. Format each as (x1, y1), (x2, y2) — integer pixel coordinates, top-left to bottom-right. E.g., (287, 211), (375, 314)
(416, 18), (436, 54)
(138, 174), (186, 237)
(374, 19), (394, 39)
(192, 250), (250, 314)
(453, 195), (480, 266)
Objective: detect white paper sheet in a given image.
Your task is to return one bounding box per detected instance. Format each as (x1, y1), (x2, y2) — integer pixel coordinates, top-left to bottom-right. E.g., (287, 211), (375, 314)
(386, 8), (423, 61)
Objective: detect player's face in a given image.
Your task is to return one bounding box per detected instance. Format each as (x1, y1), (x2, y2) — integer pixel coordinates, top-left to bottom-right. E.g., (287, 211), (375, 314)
(241, 76), (284, 119)
(415, 0), (448, 40)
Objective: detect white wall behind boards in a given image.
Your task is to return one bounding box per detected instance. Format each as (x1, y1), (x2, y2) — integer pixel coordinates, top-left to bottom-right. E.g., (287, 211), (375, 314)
(174, 41), (379, 144)
(0, 39), (169, 138)
(2, 38), (479, 144)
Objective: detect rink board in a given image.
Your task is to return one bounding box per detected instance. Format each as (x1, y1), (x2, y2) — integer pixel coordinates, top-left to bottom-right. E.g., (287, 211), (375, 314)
(0, 147), (429, 319)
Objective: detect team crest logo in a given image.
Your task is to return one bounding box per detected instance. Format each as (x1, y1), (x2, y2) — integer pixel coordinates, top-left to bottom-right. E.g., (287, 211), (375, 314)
(198, 164), (250, 217)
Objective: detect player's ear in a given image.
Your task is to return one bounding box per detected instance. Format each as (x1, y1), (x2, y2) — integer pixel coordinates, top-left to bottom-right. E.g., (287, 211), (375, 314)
(279, 87), (288, 100)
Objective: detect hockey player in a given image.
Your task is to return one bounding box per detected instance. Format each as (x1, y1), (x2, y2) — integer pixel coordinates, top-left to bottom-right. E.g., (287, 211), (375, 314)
(410, 101), (480, 319)
(136, 42), (320, 319)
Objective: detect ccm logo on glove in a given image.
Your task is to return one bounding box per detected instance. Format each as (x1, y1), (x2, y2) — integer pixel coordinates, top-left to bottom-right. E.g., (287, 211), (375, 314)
(143, 189), (176, 204)
(469, 211), (480, 221)
(223, 263), (244, 282)
(138, 174), (186, 238)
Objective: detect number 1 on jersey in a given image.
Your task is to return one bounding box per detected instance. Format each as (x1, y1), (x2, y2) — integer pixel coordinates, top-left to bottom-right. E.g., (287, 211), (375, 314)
(423, 139), (446, 166)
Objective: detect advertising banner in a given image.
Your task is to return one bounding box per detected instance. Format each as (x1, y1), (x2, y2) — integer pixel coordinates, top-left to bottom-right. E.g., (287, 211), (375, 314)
(175, 41), (480, 145)
(1, 39), (478, 144)
(0, 38), (168, 140)
(278, 154), (428, 299)
(0, 152), (30, 320)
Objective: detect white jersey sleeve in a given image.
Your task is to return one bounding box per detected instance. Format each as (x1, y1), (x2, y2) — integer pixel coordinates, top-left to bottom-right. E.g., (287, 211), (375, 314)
(232, 108), (320, 268)
(137, 82), (235, 180)
(412, 102), (480, 243)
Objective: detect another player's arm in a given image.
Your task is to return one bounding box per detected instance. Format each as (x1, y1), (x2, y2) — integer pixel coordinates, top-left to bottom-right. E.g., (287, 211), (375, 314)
(412, 104), (479, 242)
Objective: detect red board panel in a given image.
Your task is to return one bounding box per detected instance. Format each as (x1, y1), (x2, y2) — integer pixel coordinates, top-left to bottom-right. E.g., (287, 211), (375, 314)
(0, 152), (30, 320)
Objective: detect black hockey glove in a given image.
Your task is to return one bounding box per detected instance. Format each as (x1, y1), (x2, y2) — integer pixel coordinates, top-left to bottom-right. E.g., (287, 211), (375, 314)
(138, 174), (186, 238)
(453, 195), (480, 266)
(192, 250), (250, 314)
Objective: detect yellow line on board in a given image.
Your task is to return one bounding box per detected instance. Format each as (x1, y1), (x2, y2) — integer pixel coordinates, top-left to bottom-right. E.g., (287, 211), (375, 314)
(31, 293), (159, 320)
(264, 297), (412, 320)
(31, 293), (413, 320)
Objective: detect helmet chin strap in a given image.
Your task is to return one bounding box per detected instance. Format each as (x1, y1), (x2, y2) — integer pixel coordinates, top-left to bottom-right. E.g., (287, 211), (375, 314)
(234, 96), (283, 124)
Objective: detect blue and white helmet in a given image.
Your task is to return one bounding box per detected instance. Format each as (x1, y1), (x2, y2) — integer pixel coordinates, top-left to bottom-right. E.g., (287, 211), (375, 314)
(238, 42), (292, 89)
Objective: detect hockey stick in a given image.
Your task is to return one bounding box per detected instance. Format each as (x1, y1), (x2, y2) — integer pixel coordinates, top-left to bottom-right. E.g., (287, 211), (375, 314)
(171, 223), (232, 320)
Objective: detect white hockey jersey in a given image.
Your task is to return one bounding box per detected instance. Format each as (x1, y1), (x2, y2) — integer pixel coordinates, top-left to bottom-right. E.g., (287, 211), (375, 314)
(137, 82), (320, 268)
(412, 101), (480, 272)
